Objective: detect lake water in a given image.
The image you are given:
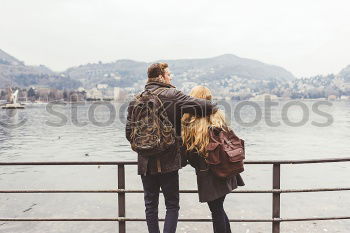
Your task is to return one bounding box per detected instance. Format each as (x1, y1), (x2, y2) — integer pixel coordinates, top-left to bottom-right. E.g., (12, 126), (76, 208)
(0, 100), (350, 233)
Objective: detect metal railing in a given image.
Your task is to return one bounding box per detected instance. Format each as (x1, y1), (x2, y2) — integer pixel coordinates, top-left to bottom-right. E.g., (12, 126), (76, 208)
(1, 157), (350, 233)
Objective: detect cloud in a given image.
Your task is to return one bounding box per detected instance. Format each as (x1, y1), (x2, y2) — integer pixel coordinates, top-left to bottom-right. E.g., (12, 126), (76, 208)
(1, 0), (350, 77)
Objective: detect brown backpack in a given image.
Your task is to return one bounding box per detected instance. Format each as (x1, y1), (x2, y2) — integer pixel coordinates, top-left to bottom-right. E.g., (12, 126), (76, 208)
(205, 127), (245, 178)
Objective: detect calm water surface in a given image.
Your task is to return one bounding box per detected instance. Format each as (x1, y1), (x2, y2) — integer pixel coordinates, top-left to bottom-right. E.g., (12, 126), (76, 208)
(0, 100), (349, 233)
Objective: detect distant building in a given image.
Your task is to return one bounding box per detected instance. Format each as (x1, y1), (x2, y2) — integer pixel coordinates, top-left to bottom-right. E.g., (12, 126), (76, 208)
(114, 87), (121, 100)
(77, 87), (85, 92)
(101, 88), (114, 100)
(86, 88), (103, 100)
(327, 95), (337, 101)
(36, 87), (51, 102)
(249, 93), (278, 101)
(97, 84), (108, 89)
(69, 91), (85, 102)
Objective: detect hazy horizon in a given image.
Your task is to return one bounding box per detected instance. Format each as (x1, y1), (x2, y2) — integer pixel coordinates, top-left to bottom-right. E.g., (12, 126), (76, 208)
(1, 0), (350, 78)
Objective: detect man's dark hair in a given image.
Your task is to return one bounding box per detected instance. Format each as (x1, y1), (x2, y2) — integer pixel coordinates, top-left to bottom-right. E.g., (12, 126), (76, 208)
(147, 63), (168, 79)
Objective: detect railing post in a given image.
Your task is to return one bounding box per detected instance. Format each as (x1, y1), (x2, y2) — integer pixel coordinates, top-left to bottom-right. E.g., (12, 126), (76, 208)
(272, 163), (280, 233)
(118, 164), (126, 233)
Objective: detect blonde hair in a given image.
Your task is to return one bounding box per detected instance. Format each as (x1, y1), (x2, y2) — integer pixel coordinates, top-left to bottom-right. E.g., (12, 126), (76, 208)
(181, 86), (227, 157)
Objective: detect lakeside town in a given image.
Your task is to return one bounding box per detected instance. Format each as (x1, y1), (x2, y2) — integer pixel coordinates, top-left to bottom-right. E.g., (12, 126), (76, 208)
(1, 73), (350, 104)
(1, 49), (350, 104)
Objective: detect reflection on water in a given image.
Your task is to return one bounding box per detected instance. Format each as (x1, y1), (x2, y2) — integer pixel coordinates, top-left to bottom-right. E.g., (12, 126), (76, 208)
(0, 101), (349, 233)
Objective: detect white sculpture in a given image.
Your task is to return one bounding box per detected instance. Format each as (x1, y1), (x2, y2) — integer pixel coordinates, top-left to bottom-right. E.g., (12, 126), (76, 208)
(2, 88), (24, 109)
(8, 89), (18, 104)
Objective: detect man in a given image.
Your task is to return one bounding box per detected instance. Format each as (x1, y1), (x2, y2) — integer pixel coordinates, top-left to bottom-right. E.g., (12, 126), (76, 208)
(125, 63), (217, 233)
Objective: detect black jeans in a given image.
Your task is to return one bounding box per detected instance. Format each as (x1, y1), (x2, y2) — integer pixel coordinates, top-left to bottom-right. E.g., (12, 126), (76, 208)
(141, 170), (180, 233)
(207, 195), (232, 233)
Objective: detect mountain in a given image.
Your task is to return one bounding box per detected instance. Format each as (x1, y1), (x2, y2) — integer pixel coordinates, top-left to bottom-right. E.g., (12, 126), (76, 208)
(164, 54), (295, 80)
(64, 59), (148, 89)
(338, 65), (350, 82)
(0, 49), (23, 65)
(0, 49), (81, 89)
(1, 49), (296, 89)
(65, 54), (296, 88)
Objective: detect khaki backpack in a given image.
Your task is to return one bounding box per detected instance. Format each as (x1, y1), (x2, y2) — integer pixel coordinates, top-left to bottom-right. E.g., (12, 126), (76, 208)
(130, 88), (176, 156)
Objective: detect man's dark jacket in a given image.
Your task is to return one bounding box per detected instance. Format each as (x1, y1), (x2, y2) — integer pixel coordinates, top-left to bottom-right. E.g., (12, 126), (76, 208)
(125, 81), (217, 176)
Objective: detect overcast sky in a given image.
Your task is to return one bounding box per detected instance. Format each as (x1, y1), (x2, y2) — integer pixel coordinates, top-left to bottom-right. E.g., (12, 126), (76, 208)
(1, 0), (349, 77)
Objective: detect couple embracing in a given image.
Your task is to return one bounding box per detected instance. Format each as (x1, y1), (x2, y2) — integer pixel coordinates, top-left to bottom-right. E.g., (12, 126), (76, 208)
(126, 63), (245, 233)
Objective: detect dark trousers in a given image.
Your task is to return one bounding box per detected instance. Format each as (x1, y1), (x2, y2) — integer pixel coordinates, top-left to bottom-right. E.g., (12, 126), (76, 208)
(207, 195), (232, 233)
(141, 170), (180, 233)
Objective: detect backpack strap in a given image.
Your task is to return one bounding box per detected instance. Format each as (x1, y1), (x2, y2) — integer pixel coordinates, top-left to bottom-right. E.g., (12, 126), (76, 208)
(136, 87), (167, 99)
(134, 91), (145, 100)
(150, 87), (168, 109)
(208, 127), (222, 144)
(150, 87), (168, 96)
(134, 87), (169, 115)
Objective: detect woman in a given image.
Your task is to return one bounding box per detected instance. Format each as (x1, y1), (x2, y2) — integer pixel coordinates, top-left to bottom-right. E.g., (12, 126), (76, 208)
(181, 86), (245, 233)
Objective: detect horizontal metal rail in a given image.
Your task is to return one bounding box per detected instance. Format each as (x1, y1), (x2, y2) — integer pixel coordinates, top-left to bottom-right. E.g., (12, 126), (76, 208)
(1, 157), (350, 233)
(1, 157), (350, 165)
(0, 217), (271, 222)
(1, 187), (350, 193)
(1, 216), (350, 222)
